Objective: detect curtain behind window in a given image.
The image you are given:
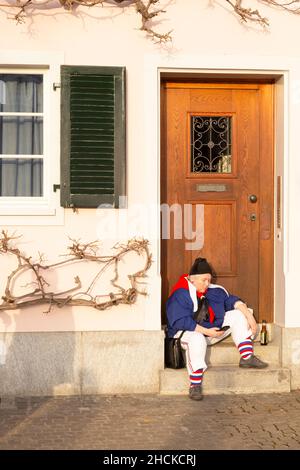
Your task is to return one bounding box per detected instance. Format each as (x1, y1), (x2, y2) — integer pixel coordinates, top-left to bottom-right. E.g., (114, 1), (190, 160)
(0, 74), (43, 197)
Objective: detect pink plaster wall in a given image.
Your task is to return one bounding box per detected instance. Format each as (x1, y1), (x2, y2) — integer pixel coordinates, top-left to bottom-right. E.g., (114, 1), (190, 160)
(0, 1), (300, 331)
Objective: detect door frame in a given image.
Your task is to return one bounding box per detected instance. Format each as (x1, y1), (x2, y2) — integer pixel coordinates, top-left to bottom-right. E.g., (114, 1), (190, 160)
(161, 78), (274, 323)
(158, 68), (287, 323)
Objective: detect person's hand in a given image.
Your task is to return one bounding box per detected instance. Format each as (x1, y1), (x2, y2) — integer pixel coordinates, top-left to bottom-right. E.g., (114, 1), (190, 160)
(205, 327), (225, 338)
(247, 313), (257, 335)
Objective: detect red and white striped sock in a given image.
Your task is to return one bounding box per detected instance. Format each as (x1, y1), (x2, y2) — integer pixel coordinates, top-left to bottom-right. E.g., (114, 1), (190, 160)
(189, 368), (204, 387)
(238, 337), (253, 360)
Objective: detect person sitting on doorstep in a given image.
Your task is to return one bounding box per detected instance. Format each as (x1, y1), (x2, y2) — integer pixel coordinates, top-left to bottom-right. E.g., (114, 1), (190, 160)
(166, 257), (268, 401)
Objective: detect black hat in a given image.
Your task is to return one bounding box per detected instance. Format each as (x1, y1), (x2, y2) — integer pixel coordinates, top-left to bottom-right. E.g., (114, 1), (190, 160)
(189, 257), (212, 276)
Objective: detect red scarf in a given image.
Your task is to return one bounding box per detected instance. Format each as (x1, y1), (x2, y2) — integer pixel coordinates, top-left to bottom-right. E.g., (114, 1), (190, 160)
(170, 274), (215, 323)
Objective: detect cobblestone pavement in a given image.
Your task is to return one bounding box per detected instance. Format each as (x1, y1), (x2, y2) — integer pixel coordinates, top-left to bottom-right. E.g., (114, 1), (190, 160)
(1, 391), (300, 450)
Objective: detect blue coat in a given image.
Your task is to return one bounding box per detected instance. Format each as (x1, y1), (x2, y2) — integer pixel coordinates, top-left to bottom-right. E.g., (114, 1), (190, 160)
(166, 285), (240, 337)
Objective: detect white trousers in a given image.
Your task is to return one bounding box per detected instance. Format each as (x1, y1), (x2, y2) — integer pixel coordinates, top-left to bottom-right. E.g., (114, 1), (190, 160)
(177, 309), (252, 374)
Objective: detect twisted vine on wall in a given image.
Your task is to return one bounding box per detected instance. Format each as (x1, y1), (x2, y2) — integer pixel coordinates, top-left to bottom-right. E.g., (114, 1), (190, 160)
(0, 231), (152, 313)
(0, 1), (300, 42)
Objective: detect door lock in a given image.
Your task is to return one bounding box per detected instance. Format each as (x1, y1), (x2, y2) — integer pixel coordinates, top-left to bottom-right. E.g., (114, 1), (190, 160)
(250, 213), (256, 221)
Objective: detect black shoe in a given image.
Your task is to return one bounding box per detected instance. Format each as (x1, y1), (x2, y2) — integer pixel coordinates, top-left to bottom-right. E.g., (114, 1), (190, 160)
(189, 385), (203, 401)
(239, 354), (268, 369)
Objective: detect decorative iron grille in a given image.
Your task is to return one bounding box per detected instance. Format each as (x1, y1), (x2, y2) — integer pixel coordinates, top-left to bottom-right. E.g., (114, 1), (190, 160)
(191, 116), (232, 173)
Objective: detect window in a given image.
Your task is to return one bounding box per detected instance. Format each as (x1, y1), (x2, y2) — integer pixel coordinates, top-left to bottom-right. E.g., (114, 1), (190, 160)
(60, 66), (126, 209)
(190, 115), (232, 173)
(0, 63), (126, 218)
(0, 73), (44, 196)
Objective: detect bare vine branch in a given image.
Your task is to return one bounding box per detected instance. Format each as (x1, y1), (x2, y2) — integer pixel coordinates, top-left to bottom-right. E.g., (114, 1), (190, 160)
(1, 1), (300, 39)
(261, 0), (300, 14)
(225, 0), (300, 26)
(0, 230), (152, 313)
(225, 0), (269, 25)
(0, 0), (171, 42)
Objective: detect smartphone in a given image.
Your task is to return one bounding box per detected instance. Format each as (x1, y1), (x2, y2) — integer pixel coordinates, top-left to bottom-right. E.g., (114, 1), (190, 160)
(220, 325), (230, 331)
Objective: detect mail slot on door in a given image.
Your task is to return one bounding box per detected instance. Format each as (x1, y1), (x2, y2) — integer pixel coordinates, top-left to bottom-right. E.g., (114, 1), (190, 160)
(196, 184), (227, 192)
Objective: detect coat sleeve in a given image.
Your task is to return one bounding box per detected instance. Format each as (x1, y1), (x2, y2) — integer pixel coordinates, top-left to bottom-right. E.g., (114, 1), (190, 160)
(166, 290), (197, 332)
(224, 294), (241, 311)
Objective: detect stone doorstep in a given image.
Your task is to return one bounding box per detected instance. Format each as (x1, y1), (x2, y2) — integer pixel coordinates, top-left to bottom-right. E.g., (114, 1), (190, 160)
(206, 341), (280, 366)
(159, 366), (291, 395)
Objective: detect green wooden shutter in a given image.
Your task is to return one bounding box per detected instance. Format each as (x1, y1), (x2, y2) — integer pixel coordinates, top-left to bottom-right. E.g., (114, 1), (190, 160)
(60, 66), (125, 208)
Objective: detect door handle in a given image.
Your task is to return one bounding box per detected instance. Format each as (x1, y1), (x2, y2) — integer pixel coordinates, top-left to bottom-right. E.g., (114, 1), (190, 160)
(249, 194), (258, 203)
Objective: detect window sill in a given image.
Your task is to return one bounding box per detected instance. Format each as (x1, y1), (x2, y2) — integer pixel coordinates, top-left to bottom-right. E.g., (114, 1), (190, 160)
(0, 206), (56, 216)
(0, 204), (64, 225)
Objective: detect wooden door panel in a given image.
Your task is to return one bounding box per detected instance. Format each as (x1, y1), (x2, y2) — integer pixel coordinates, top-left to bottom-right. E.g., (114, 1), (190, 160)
(161, 82), (274, 323)
(162, 88), (190, 298)
(190, 89), (234, 112)
(184, 200), (238, 308)
(232, 89), (260, 312)
(187, 201), (236, 274)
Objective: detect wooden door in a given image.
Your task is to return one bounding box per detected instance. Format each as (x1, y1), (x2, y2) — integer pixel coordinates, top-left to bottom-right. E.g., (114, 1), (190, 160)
(161, 82), (274, 323)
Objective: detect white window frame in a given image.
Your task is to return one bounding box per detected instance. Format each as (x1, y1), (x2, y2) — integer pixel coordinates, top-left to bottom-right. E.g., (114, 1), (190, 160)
(0, 51), (64, 225)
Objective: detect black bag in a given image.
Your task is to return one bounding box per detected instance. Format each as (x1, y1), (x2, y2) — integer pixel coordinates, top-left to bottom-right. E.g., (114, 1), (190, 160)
(194, 296), (209, 324)
(164, 330), (186, 369)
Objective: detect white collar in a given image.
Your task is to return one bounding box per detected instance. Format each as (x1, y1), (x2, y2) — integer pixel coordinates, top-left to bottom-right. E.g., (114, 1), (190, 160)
(208, 283), (229, 296)
(186, 277), (198, 312)
(185, 280), (229, 314)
